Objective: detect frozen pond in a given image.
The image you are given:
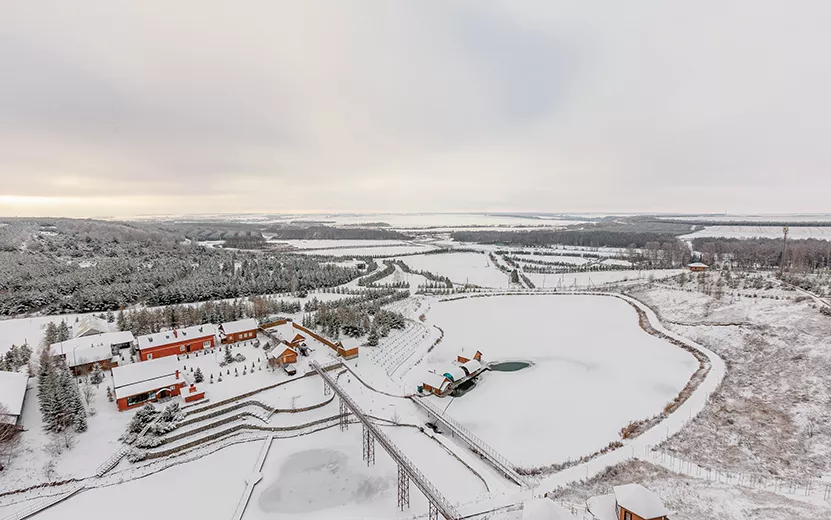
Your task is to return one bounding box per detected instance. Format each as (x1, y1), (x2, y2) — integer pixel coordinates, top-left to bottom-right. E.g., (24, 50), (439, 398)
(417, 295), (698, 467)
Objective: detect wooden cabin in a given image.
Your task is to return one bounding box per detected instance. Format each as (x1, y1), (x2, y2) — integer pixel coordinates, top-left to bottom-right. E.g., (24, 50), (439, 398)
(137, 325), (216, 361)
(687, 262), (708, 272)
(111, 357), (186, 411)
(587, 484), (670, 520)
(457, 349), (483, 364)
(219, 318), (259, 344)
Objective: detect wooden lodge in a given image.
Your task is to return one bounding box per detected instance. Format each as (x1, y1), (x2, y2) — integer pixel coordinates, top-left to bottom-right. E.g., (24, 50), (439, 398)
(50, 331), (135, 375)
(687, 262), (708, 272)
(111, 357), (186, 411)
(137, 324), (216, 361)
(267, 345), (299, 367)
(587, 484), (670, 520)
(457, 349), (483, 364)
(219, 318), (259, 344)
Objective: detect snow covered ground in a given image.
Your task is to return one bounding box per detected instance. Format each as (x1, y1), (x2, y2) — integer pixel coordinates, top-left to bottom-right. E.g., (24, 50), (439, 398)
(245, 425), (489, 520)
(552, 459), (830, 520)
(286, 213), (582, 229)
(512, 254), (590, 265)
(396, 252), (509, 288)
(296, 245), (438, 257)
(408, 295), (698, 468)
(15, 442), (262, 520)
(523, 269), (684, 289)
(681, 225), (831, 239)
(267, 239), (409, 249)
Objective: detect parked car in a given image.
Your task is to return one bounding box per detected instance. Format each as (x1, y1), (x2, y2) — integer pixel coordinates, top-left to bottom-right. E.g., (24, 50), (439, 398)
(283, 363), (297, 376)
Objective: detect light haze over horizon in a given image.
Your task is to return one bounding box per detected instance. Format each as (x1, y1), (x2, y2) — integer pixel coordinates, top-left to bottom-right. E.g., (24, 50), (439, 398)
(2, 1), (830, 218)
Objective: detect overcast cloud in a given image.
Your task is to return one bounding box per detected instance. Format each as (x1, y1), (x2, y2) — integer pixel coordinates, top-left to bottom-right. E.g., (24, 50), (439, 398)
(1, 1), (829, 217)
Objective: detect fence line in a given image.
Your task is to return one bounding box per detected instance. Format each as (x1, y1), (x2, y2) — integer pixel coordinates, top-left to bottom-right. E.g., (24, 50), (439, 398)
(641, 446), (831, 500)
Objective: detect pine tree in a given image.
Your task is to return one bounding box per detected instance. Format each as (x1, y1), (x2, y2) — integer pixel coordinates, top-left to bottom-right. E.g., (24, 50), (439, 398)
(106, 386), (114, 402)
(116, 309), (127, 331)
(224, 344), (234, 365)
(43, 322), (59, 348)
(194, 367), (204, 383)
(57, 321), (71, 342)
(90, 363), (104, 386)
(367, 325), (379, 346)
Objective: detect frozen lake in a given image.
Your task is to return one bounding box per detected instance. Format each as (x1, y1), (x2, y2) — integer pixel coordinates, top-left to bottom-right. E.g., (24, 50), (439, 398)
(417, 295), (698, 467)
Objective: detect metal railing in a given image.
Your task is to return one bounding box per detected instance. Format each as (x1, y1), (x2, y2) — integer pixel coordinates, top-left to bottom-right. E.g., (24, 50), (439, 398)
(412, 398), (533, 488)
(311, 361), (460, 520)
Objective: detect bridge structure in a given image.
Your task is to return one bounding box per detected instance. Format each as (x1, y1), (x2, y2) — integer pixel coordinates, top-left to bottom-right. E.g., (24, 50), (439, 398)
(310, 361), (460, 520)
(412, 397), (533, 488)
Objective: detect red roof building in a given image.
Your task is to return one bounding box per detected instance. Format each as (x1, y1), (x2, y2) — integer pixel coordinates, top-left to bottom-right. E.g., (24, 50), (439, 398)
(137, 325), (216, 361)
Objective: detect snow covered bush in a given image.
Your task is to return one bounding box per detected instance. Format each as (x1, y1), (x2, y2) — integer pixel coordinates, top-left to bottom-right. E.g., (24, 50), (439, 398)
(126, 447), (147, 463)
(135, 435), (163, 448)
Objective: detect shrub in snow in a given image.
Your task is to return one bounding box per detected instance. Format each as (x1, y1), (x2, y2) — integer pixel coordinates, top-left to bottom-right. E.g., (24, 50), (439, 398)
(90, 363), (105, 386)
(218, 376), (223, 382)
(126, 448), (147, 463)
(135, 435), (163, 448)
(127, 404), (158, 434)
(821, 306), (831, 317)
(106, 386), (114, 402)
(234, 353), (246, 362)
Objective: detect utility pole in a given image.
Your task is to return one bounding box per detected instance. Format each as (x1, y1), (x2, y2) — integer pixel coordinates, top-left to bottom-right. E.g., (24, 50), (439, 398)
(779, 225), (789, 276)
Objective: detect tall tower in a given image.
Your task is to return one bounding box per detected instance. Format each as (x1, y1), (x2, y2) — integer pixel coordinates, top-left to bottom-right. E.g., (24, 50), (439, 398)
(779, 225), (789, 276)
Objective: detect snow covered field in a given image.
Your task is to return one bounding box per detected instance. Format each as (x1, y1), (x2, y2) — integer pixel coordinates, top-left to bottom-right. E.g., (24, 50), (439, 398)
(246, 423), (488, 519)
(681, 225), (831, 239)
(396, 252), (509, 288)
(512, 254), (590, 265)
(267, 239), (409, 249)
(286, 213), (582, 229)
(412, 295), (698, 467)
(523, 269), (684, 289)
(296, 245), (438, 257)
(23, 442), (261, 520)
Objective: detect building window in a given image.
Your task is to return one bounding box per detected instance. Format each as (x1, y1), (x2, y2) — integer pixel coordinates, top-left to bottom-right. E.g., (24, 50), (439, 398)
(127, 392), (152, 406)
(180, 345), (186, 352)
(147, 353), (153, 360)
(203, 341), (211, 348)
(624, 512), (632, 520)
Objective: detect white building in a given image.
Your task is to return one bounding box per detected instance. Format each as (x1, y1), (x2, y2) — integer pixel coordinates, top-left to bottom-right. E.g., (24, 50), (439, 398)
(50, 331), (135, 374)
(0, 371), (29, 426)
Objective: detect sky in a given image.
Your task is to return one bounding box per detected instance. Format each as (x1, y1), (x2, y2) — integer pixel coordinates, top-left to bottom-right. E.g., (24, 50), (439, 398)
(1, 1), (830, 218)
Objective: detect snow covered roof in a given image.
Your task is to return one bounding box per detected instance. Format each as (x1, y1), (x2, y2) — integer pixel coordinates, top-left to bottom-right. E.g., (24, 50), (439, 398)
(461, 359), (482, 374)
(0, 370), (29, 418)
(443, 365), (467, 383)
(586, 494), (617, 520)
(613, 484), (670, 519)
(51, 331), (135, 367)
(266, 345), (298, 358)
(522, 499), (579, 520)
(219, 318), (258, 335)
(137, 324), (215, 351)
(688, 262), (709, 268)
(112, 357), (180, 399)
(74, 315), (114, 338)
(113, 373), (181, 400)
(422, 372), (449, 389)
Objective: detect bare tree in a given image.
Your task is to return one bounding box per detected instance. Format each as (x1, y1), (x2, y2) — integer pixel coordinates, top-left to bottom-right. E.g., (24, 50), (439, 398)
(81, 383), (96, 407)
(0, 404), (21, 471)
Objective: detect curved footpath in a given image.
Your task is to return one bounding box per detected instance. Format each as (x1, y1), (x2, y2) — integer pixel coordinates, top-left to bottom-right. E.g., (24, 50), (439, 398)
(431, 290), (728, 516)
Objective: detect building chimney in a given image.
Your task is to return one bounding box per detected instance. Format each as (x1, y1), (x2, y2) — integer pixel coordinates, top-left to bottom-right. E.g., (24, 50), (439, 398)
(175, 370), (180, 379)
(173, 330), (178, 338)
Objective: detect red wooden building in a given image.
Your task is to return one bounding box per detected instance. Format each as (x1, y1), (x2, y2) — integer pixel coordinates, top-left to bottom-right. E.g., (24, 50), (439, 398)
(111, 357), (186, 411)
(137, 325), (216, 361)
(219, 318), (259, 344)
